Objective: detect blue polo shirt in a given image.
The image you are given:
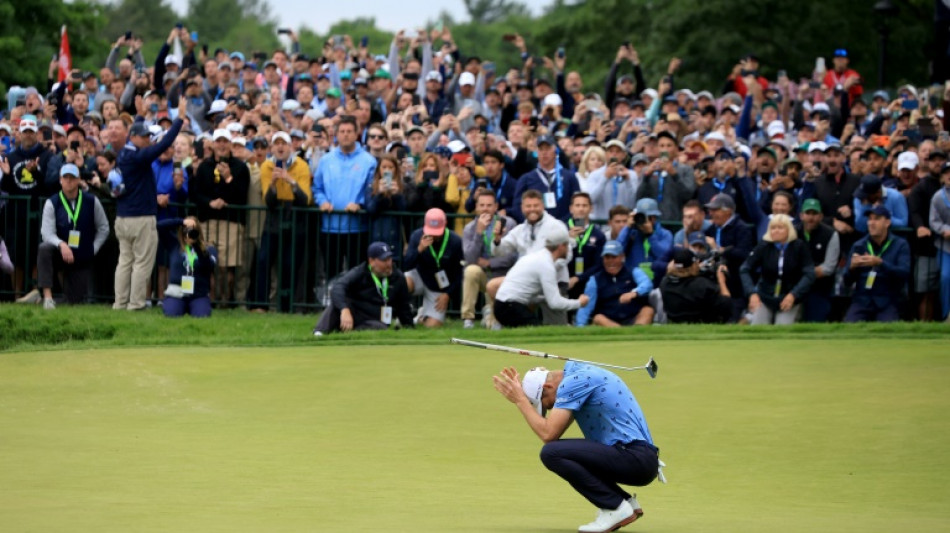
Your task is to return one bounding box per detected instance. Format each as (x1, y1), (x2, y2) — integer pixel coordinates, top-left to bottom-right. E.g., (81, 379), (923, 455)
(554, 361), (654, 446)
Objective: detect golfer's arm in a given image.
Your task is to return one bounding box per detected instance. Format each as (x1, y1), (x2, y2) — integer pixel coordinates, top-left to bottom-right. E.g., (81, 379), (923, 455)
(517, 404), (573, 443)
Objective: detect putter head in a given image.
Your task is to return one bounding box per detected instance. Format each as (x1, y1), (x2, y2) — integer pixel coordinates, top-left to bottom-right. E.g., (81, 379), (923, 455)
(645, 357), (658, 379)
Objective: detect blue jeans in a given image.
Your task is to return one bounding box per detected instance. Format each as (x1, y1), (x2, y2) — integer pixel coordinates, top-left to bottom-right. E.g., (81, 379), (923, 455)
(163, 296), (212, 317)
(539, 439), (658, 509)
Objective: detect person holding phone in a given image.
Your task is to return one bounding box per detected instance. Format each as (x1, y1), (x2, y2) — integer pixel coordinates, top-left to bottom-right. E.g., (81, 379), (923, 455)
(366, 154), (408, 262)
(151, 141), (190, 303)
(822, 48), (863, 101)
(404, 208), (464, 328)
(163, 216), (217, 317)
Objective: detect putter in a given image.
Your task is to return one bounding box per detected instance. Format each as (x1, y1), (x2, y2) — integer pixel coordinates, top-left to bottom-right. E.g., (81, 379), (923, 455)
(450, 338), (658, 378)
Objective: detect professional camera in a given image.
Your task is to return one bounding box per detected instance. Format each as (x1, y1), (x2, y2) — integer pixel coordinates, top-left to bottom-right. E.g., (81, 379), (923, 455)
(698, 248), (724, 275)
(632, 211), (647, 226)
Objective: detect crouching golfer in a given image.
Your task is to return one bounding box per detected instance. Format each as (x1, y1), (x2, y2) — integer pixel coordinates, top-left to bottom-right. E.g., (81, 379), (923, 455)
(493, 363), (659, 533)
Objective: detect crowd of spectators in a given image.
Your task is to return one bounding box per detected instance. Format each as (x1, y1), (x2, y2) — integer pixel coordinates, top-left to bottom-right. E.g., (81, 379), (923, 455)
(2, 25), (950, 326)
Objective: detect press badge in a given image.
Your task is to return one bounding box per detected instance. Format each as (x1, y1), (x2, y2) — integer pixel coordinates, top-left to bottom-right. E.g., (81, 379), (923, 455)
(67, 230), (81, 248)
(865, 270), (877, 289)
(543, 191), (557, 209)
(773, 280), (782, 298)
(435, 270), (450, 289)
(181, 276), (195, 295)
(575, 256), (584, 273)
(380, 306), (393, 325)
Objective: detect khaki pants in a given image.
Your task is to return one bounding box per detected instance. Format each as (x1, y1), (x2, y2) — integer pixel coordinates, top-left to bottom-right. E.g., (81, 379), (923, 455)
(114, 216), (158, 310)
(461, 264), (496, 323)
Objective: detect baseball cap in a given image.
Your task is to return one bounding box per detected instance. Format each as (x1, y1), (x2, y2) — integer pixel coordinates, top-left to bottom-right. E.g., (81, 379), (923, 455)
(704, 131), (726, 144)
(544, 224), (571, 247)
(865, 146), (887, 158)
(671, 247), (697, 269)
(165, 55), (181, 66)
(367, 242), (394, 260)
(231, 136), (247, 146)
(459, 72), (476, 86)
(868, 205), (891, 219)
(521, 367), (550, 415)
(941, 161), (950, 174)
(781, 157), (803, 171)
(326, 87), (342, 98)
(129, 121), (150, 137)
(406, 126), (425, 137)
(604, 139), (626, 152)
(854, 175), (883, 200)
(897, 151), (919, 171)
(687, 231), (709, 252)
(290, 129), (306, 140)
(60, 164), (80, 178)
(536, 135), (556, 147)
(19, 116), (38, 133)
(207, 99), (228, 116)
(601, 240), (624, 257)
(271, 131), (291, 144)
(373, 69), (391, 80)
(447, 140), (468, 154)
(927, 150), (947, 161)
(635, 197), (662, 217)
(217, 61), (232, 71)
(423, 208), (447, 236)
(425, 71), (443, 83)
(212, 129), (231, 141)
(872, 90), (890, 101)
(808, 141), (827, 154)
(802, 198), (823, 214)
(766, 120), (786, 138)
(705, 193), (736, 211)
(543, 93), (563, 108)
(833, 48), (848, 58)
(281, 99), (301, 112)
(230, 51), (245, 62)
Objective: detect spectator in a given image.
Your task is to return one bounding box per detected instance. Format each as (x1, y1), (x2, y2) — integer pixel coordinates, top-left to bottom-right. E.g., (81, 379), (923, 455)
(494, 224), (589, 328)
(511, 135), (581, 223)
(586, 139), (637, 221)
(445, 153), (476, 234)
(404, 208), (464, 328)
(907, 151), (944, 321)
(566, 192), (607, 297)
(755, 190), (801, 243)
(617, 198), (673, 284)
(636, 131), (696, 221)
(672, 199), (710, 248)
(843, 206), (911, 322)
(35, 164), (110, 308)
(853, 175), (908, 233)
(152, 141), (189, 303)
(312, 242), (414, 336)
(366, 154), (408, 261)
(695, 148), (758, 225)
(704, 193), (756, 322)
(575, 240), (654, 327)
(929, 162), (950, 321)
(799, 198), (841, 323)
(822, 48), (863, 102)
(464, 149), (516, 216)
(190, 128), (251, 304)
(575, 145), (606, 193)
(162, 216), (218, 318)
(660, 244), (733, 324)
(461, 190), (517, 329)
(604, 205), (631, 241)
(252, 131), (312, 313)
(740, 214), (815, 325)
(113, 98), (187, 311)
(407, 151), (451, 213)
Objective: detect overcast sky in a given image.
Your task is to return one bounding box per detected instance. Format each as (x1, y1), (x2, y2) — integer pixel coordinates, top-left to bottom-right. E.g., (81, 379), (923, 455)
(165, 0), (552, 34)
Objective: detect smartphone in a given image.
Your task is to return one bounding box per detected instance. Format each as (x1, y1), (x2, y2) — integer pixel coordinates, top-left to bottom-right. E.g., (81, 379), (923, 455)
(276, 159), (284, 168)
(622, 40), (631, 48)
(483, 61), (495, 73)
(193, 140), (204, 159)
(125, 31), (132, 40)
(42, 129), (53, 142)
(939, 131), (950, 142)
(686, 152), (700, 161)
(434, 21), (444, 33)
(277, 28), (291, 35)
(360, 36), (369, 48)
(502, 34), (517, 42)
(557, 46), (565, 59)
(901, 98), (919, 111)
(191, 31), (199, 42)
(69, 140), (81, 151)
(173, 161), (182, 171)
(808, 80), (821, 89)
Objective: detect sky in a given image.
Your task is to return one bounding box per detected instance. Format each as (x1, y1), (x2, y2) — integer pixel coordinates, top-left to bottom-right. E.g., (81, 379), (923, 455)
(165, 0), (553, 34)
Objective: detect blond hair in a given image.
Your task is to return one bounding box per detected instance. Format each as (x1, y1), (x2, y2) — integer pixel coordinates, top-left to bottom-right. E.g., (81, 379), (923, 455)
(763, 213), (798, 243)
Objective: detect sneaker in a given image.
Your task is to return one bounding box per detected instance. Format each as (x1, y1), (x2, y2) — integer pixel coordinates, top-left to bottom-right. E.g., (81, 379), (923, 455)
(627, 494), (644, 523)
(577, 499), (635, 533)
(480, 304), (493, 327)
(42, 298), (56, 310)
(313, 331), (324, 338)
(490, 322), (502, 331)
(16, 289), (40, 304)
(463, 319), (475, 329)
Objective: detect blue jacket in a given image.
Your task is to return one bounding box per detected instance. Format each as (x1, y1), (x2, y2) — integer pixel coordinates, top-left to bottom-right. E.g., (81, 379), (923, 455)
(312, 144), (377, 233)
(617, 223), (674, 283)
(115, 118), (184, 218)
(843, 232), (910, 308)
(510, 166), (581, 223)
(464, 171), (517, 214)
(576, 266), (652, 326)
(853, 188), (909, 233)
(151, 159), (189, 221)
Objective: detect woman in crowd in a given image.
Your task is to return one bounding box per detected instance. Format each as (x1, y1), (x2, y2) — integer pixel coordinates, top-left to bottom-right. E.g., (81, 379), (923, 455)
(445, 156), (475, 234)
(366, 154), (408, 261)
(407, 152), (450, 213)
(163, 216), (218, 318)
(576, 146), (606, 193)
(756, 190), (802, 242)
(740, 213), (815, 325)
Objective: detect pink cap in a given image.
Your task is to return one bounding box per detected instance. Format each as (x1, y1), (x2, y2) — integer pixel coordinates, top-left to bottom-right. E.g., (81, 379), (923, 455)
(423, 208), (447, 236)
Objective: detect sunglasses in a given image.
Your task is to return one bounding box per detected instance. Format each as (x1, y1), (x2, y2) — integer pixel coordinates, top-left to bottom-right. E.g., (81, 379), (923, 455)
(368, 134), (386, 140)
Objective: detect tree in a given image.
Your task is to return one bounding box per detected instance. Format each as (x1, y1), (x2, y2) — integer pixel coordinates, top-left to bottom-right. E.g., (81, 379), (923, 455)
(463, 0), (530, 24)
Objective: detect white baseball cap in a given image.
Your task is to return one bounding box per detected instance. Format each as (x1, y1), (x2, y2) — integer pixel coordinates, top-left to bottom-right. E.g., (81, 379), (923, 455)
(207, 99), (227, 116)
(447, 139), (467, 153)
(231, 136), (247, 146)
(425, 71), (443, 83)
(808, 141), (827, 153)
(226, 122), (244, 134)
(281, 99), (301, 111)
(641, 88), (659, 100)
(542, 93), (563, 108)
(897, 151), (919, 171)
(19, 116), (38, 133)
(459, 72), (476, 86)
(212, 129), (231, 141)
(766, 120), (786, 139)
(271, 131), (291, 144)
(165, 55), (181, 67)
(704, 131), (726, 143)
(521, 367), (550, 415)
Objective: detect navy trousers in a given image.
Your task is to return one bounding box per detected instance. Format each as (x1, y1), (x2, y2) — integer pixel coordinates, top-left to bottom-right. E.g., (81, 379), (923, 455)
(540, 439), (659, 509)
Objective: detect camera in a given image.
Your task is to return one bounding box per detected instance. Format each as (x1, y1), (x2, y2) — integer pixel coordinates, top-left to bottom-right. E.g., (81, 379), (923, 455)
(186, 228), (200, 240)
(632, 212), (647, 226)
(698, 249), (724, 275)
(70, 140), (81, 151)
(475, 178), (490, 189)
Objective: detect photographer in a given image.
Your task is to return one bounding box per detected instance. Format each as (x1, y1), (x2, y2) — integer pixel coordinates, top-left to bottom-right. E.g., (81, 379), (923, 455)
(704, 193), (756, 322)
(163, 217), (217, 318)
(617, 198), (673, 284)
(660, 246), (732, 323)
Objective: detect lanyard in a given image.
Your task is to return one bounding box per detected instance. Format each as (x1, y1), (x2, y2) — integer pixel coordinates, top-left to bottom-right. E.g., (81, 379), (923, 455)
(184, 246), (197, 274)
(569, 219), (594, 250)
(496, 173), (507, 202)
(539, 165), (563, 200)
(715, 226), (722, 248)
(866, 238), (892, 258)
(58, 192), (82, 229)
(657, 172), (666, 204)
(612, 177), (620, 206)
(429, 230), (449, 268)
(712, 179), (728, 192)
(483, 216), (496, 252)
(943, 189), (950, 209)
(775, 243), (786, 277)
(643, 237), (651, 260)
(369, 265), (389, 302)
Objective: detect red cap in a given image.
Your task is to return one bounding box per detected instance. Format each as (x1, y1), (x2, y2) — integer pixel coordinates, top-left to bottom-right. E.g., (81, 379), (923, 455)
(423, 208), (447, 236)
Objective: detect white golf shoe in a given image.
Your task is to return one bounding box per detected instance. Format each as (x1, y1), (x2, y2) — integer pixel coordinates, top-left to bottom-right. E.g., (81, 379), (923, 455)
(577, 499), (637, 533)
(463, 319), (475, 329)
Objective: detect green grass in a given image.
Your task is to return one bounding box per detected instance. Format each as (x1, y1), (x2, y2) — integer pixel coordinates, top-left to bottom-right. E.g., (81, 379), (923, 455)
(1, 339), (949, 532)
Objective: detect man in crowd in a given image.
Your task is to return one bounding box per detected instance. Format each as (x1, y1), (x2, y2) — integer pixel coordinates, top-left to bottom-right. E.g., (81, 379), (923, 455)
(404, 208), (464, 328)
(853, 175), (908, 233)
(907, 151), (944, 321)
(843, 206), (910, 322)
(636, 131), (696, 221)
(660, 245), (733, 323)
(575, 240), (654, 327)
(461, 190), (517, 329)
(566, 192), (606, 297)
(798, 199), (841, 323)
(35, 164), (110, 308)
(313, 242), (414, 336)
(464, 149), (517, 216)
(586, 139), (637, 221)
(511, 135), (580, 222)
(704, 193), (755, 322)
(113, 97), (187, 310)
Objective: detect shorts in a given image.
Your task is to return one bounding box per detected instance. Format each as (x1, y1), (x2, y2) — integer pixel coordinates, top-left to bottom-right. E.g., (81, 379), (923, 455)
(204, 220), (244, 267)
(405, 269), (447, 322)
(913, 255), (940, 293)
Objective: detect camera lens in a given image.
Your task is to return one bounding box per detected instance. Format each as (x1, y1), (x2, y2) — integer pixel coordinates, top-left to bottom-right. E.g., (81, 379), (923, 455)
(633, 212), (647, 225)
(186, 228), (199, 240)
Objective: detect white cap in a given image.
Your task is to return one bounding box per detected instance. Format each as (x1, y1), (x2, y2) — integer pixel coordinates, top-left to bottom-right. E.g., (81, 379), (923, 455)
(425, 71), (443, 83)
(675, 88), (696, 101)
(725, 104), (741, 114)
(231, 136), (247, 146)
(812, 102), (831, 114)
(521, 367), (550, 415)
(207, 99), (227, 115)
(281, 99), (301, 111)
(898, 84), (917, 99)
(304, 109), (324, 121)
(766, 120), (786, 138)
(695, 90), (714, 101)
(542, 93), (563, 108)
(897, 151), (919, 171)
(226, 122), (244, 134)
(19, 117), (38, 133)
(212, 129), (231, 141)
(53, 124), (67, 137)
(704, 131), (726, 143)
(641, 88), (659, 100)
(271, 131), (291, 144)
(447, 139), (467, 153)
(165, 55), (181, 66)
(808, 141), (827, 153)
(459, 72), (476, 86)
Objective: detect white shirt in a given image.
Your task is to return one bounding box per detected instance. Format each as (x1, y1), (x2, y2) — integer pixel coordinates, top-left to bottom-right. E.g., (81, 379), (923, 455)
(585, 165), (639, 221)
(494, 213), (571, 282)
(496, 248), (581, 311)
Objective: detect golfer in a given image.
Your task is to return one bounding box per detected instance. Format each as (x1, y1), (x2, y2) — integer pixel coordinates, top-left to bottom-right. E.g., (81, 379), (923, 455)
(493, 363), (659, 533)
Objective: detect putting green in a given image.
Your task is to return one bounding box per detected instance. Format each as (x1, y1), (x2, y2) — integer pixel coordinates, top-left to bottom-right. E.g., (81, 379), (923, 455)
(1, 339), (948, 532)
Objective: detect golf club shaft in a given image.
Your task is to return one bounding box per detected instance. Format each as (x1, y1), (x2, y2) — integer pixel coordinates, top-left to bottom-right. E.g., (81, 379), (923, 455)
(450, 338), (645, 372)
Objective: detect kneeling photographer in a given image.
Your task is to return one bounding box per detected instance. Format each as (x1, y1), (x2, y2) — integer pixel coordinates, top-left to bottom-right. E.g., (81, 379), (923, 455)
(660, 238), (733, 324)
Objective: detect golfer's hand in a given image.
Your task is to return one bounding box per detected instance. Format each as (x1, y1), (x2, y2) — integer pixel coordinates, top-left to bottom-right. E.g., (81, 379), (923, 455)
(435, 292), (449, 312)
(340, 308), (354, 332)
(492, 366), (525, 404)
